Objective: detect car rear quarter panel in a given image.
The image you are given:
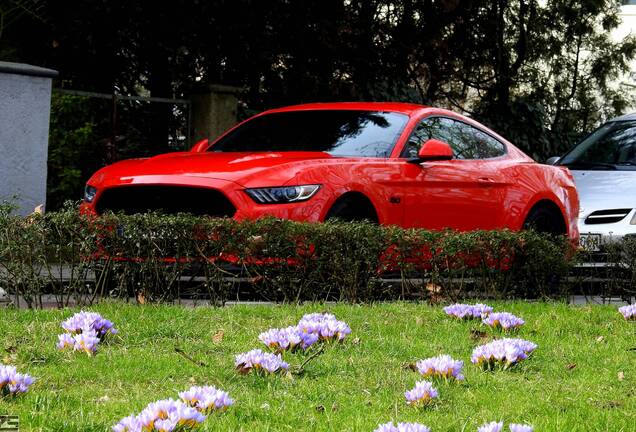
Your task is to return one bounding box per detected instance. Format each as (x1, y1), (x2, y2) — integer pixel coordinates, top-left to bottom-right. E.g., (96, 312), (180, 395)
(500, 162), (579, 238)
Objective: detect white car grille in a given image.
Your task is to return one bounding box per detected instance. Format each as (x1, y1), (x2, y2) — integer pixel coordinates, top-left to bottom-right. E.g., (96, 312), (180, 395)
(584, 208), (632, 225)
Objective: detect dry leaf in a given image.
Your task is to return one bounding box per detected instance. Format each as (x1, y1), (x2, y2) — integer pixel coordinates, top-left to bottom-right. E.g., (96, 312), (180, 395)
(426, 283), (444, 304)
(136, 292), (146, 305)
(415, 317), (423, 325)
(331, 402), (338, 412)
(618, 371), (625, 381)
(212, 330), (225, 344)
(351, 337), (360, 345)
(566, 363), (577, 370)
(596, 336), (604, 342)
(236, 366), (250, 375)
(402, 362), (417, 372)
(470, 329), (489, 341)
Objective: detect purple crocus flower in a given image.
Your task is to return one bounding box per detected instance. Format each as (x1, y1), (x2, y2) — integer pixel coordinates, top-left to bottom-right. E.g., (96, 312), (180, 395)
(299, 331), (320, 349)
(404, 380), (438, 406)
(0, 365), (17, 387)
(179, 385), (234, 413)
(130, 398), (206, 431)
(471, 339), (536, 369)
(478, 421), (504, 432)
(73, 328), (101, 355)
(374, 421), (431, 432)
(509, 424), (533, 432)
(57, 328), (101, 355)
(57, 333), (75, 350)
(501, 338), (537, 355)
(235, 349), (289, 374)
(173, 403), (206, 428)
(58, 311), (118, 355)
(112, 415), (142, 432)
(8, 373), (35, 394)
(444, 303), (493, 319)
(416, 354), (464, 381)
(618, 304), (636, 320)
(61, 310), (118, 338)
(482, 312), (524, 331)
(258, 326), (317, 352)
(0, 364), (35, 396)
(297, 312), (351, 342)
(152, 418), (177, 432)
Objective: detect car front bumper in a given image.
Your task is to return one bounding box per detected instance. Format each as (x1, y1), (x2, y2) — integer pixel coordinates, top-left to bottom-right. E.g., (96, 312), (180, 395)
(81, 175), (329, 223)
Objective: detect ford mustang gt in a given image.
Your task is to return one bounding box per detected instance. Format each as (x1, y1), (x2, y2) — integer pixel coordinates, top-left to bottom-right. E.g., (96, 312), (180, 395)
(81, 102), (579, 241)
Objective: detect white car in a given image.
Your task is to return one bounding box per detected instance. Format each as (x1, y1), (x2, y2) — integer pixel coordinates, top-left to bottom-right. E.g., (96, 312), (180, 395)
(550, 113), (636, 253)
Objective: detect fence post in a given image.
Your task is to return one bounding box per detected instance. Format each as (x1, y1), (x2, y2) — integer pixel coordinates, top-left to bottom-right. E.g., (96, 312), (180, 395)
(0, 61), (58, 215)
(190, 84), (241, 144)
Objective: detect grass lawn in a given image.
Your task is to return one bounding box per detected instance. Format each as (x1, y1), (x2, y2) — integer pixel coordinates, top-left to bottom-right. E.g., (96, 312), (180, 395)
(0, 301), (634, 431)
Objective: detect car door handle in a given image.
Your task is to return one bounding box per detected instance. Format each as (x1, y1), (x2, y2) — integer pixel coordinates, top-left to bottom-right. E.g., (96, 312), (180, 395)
(477, 177), (496, 186)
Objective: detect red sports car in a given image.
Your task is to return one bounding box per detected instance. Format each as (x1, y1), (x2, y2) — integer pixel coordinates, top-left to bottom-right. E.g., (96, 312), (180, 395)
(81, 102), (579, 240)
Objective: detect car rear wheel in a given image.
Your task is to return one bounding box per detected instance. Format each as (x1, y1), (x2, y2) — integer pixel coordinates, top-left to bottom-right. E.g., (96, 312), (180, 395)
(522, 203), (567, 236)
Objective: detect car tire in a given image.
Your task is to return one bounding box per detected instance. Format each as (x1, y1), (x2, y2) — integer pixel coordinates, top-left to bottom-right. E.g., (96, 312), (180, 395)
(325, 195), (378, 223)
(522, 204), (566, 236)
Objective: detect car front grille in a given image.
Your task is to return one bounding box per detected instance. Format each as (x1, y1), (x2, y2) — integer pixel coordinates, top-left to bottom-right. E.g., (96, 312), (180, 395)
(584, 209), (632, 225)
(95, 185), (236, 217)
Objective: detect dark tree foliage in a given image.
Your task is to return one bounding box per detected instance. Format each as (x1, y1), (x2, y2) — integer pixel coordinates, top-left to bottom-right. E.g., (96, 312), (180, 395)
(2, 0), (635, 162)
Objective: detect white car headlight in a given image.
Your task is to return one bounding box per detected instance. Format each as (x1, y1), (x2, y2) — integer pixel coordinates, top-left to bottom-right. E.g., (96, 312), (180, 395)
(245, 185), (320, 204)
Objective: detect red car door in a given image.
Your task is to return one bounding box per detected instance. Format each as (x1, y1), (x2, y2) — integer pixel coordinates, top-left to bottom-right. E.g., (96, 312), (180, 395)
(398, 116), (508, 231)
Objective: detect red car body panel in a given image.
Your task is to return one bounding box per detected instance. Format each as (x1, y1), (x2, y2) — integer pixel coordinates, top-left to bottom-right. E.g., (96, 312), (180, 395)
(81, 102), (580, 242)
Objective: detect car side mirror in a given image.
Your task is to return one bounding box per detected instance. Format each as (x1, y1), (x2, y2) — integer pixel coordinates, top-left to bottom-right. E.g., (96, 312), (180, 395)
(408, 139), (454, 164)
(190, 138), (209, 153)
(546, 156), (560, 165)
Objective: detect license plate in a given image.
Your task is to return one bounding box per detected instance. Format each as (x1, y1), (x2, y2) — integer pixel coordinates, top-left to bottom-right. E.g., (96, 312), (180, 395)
(580, 233), (602, 252)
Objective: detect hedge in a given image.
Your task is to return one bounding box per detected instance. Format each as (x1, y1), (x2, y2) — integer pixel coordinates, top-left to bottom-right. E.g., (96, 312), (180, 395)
(0, 204), (633, 307)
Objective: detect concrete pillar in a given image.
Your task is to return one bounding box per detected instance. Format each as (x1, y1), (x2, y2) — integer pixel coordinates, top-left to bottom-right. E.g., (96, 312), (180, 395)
(191, 84), (241, 143)
(0, 62), (58, 215)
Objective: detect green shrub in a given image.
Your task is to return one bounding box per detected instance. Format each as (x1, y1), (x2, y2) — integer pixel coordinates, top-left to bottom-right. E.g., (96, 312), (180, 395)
(2, 204), (625, 307)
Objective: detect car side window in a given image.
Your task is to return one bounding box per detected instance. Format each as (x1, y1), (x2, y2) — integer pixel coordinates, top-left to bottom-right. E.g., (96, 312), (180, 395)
(402, 117), (442, 158)
(401, 117), (475, 159)
(401, 116), (505, 159)
(458, 122), (506, 159)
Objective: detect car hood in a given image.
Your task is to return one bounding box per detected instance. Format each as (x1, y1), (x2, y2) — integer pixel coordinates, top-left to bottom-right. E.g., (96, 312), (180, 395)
(92, 151), (335, 187)
(571, 170), (636, 215)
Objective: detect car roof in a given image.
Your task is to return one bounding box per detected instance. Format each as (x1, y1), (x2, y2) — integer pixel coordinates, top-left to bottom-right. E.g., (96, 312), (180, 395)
(609, 112), (636, 122)
(263, 102), (429, 116)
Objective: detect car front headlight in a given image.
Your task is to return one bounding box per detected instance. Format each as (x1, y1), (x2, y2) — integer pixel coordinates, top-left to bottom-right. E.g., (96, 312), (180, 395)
(84, 185), (97, 203)
(245, 185), (321, 204)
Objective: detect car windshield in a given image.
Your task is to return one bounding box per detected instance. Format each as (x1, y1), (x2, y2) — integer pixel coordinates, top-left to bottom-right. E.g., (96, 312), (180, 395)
(559, 120), (636, 170)
(209, 110), (409, 158)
